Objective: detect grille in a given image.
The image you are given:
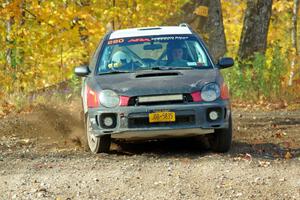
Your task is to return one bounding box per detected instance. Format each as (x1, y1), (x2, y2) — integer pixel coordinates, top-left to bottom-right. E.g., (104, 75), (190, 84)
(128, 115), (195, 128)
(128, 94), (193, 106)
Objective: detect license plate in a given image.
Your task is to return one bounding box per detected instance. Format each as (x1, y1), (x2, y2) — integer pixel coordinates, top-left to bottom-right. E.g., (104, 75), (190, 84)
(149, 112), (176, 123)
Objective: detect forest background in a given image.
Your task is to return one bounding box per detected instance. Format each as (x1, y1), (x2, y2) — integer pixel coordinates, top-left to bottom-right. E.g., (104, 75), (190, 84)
(0, 0), (299, 112)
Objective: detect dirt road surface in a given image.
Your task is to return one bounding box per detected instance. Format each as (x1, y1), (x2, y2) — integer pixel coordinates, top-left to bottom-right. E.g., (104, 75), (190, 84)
(0, 100), (299, 200)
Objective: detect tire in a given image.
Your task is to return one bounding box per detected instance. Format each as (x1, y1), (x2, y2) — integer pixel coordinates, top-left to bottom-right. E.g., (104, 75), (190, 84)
(86, 116), (111, 153)
(209, 114), (232, 153)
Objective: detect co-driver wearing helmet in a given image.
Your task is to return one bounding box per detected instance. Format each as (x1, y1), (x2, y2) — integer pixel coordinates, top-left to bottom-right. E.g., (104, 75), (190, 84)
(109, 50), (132, 70)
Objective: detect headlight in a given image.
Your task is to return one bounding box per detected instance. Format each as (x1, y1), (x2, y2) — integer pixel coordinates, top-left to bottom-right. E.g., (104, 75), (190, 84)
(99, 90), (120, 108)
(201, 83), (220, 102)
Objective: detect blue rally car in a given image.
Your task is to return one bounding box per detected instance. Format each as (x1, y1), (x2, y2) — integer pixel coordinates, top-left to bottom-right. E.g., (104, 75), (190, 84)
(75, 24), (234, 153)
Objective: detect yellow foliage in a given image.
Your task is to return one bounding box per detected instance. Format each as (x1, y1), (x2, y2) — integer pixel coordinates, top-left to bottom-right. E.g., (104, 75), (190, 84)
(221, 0), (246, 56)
(194, 6), (209, 17)
(0, 0), (298, 95)
(0, 0), (187, 93)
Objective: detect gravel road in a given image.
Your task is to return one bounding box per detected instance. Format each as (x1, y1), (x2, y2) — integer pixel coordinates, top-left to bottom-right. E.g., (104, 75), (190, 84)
(0, 101), (299, 200)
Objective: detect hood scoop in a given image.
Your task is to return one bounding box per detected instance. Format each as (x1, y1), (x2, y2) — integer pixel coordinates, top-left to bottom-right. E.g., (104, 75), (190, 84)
(135, 72), (180, 78)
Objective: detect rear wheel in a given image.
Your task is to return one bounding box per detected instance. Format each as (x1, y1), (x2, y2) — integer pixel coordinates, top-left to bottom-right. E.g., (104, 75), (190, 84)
(209, 114), (232, 153)
(86, 116), (111, 153)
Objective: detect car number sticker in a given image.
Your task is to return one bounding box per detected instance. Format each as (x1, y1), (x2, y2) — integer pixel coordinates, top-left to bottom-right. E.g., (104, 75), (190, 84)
(108, 38), (124, 45)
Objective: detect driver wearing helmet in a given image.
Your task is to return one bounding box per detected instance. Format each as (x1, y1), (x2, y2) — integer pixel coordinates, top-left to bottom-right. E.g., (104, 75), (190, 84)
(167, 43), (188, 67)
(109, 50), (132, 70)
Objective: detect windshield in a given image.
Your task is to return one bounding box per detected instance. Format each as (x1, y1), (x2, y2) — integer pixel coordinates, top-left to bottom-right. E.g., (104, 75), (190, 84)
(97, 35), (213, 74)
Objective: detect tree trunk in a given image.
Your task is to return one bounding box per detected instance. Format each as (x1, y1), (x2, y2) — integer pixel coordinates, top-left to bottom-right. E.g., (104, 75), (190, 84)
(238, 0), (273, 60)
(6, 19), (12, 67)
(20, 0), (26, 25)
(5, 0), (12, 67)
(288, 0), (300, 86)
(112, 0), (116, 30)
(166, 0), (227, 61)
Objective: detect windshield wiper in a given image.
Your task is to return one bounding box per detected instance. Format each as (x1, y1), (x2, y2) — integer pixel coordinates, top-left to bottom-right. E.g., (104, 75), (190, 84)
(99, 70), (133, 75)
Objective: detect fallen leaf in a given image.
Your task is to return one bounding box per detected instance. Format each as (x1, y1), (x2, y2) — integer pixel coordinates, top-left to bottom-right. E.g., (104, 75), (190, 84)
(258, 161), (270, 167)
(275, 131), (284, 138)
(284, 151), (293, 160)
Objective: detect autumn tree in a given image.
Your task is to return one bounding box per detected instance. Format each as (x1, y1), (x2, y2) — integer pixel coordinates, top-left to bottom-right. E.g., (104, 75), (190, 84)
(168, 0), (227, 61)
(0, 0), (186, 94)
(238, 0), (273, 60)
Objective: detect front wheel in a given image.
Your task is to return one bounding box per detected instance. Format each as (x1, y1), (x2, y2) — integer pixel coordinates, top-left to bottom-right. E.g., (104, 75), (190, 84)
(86, 116), (111, 153)
(209, 114), (232, 153)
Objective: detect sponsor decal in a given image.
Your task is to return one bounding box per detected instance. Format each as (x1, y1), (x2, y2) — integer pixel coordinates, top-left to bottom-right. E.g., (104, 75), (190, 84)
(187, 62), (205, 67)
(108, 62), (123, 68)
(187, 62), (197, 66)
(108, 36), (190, 44)
(151, 36), (189, 41)
(128, 38), (151, 43)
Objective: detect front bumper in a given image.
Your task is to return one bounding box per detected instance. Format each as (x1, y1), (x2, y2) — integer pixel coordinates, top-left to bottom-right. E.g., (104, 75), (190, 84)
(87, 100), (231, 140)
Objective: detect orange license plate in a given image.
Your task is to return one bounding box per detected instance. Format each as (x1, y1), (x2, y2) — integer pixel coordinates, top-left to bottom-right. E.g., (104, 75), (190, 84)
(149, 112), (176, 123)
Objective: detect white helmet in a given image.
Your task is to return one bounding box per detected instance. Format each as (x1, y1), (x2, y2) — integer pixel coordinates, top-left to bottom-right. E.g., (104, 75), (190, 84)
(111, 51), (131, 64)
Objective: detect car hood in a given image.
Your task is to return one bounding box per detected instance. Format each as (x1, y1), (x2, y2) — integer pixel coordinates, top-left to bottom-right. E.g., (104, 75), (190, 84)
(94, 69), (220, 96)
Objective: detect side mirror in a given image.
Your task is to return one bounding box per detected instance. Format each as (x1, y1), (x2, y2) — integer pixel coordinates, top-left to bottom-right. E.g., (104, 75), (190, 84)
(74, 65), (90, 77)
(218, 57), (234, 69)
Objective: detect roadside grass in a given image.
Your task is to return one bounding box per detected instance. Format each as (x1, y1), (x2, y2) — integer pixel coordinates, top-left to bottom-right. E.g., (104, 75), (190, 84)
(222, 47), (300, 109)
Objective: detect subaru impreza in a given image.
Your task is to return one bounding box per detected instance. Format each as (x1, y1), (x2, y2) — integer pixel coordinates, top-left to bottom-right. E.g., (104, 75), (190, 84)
(75, 24), (234, 153)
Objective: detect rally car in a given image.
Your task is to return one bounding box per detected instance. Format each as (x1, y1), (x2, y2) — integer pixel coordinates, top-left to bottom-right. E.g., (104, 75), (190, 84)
(75, 24), (234, 153)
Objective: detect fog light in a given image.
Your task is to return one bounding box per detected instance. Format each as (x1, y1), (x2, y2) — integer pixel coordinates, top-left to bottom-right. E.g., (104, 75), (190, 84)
(209, 111), (219, 120)
(103, 117), (113, 127)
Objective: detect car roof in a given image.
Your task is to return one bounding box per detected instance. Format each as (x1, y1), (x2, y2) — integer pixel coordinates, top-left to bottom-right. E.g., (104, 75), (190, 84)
(109, 26), (193, 39)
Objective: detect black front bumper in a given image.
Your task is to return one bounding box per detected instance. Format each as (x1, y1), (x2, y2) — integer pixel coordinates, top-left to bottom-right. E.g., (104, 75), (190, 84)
(87, 100), (231, 139)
